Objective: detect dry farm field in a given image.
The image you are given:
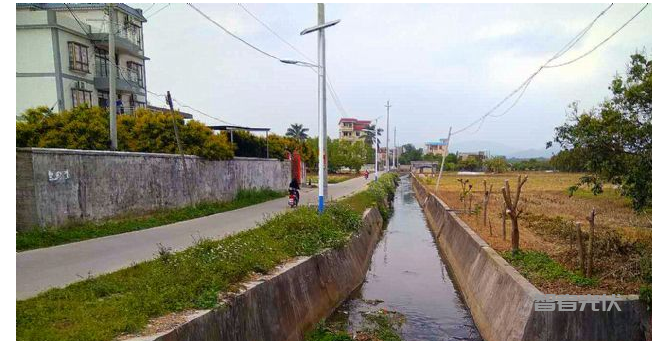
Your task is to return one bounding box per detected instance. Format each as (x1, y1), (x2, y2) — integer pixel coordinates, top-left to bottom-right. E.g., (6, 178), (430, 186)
(418, 172), (652, 295)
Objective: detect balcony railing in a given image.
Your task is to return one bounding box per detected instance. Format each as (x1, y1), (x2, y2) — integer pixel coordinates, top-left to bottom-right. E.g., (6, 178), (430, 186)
(116, 26), (142, 49)
(95, 64), (143, 88)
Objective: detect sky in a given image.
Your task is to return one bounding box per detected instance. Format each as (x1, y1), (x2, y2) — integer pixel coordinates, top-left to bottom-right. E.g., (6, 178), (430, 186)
(135, 3), (651, 156)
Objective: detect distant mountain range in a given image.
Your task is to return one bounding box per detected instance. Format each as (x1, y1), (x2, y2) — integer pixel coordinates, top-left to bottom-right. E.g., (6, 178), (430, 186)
(448, 140), (560, 159)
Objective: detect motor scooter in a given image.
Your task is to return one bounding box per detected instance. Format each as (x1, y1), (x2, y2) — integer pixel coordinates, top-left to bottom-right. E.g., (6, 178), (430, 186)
(288, 189), (299, 208)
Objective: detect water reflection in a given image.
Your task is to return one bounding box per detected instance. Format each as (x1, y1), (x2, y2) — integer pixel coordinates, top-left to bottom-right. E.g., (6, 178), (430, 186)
(335, 176), (482, 341)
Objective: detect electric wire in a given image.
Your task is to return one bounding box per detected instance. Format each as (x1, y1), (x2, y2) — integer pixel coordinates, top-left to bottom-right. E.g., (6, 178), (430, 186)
(450, 3), (618, 136)
(188, 3), (282, 60)
(544, 3), (649, 68)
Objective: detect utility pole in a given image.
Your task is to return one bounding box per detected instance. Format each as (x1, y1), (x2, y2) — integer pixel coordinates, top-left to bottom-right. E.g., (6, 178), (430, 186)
(385, 100), (391, 172)
(374, 123), (379, 181)
(108, 3), (117, 150)
(435, 126), (452, 193)
(317, 3), (327, 213)
(166, 91), (194, 206)
(393, 126), (397, 169)
(299, 3), (338, 213)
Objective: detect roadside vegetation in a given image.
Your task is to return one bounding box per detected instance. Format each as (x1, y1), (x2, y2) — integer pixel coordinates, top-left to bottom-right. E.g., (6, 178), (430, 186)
(16, 173), (398, 341)
(306, 172), (362, 185)
(16, 189), (284, 251)
(419, 172), (651, 295)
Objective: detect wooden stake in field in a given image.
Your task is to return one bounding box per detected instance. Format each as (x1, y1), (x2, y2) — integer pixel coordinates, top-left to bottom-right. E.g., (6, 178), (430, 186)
(576, 222), (587, 276)
(501, 175), (528, 253)
(586, 207), (597, 277)
(482, 180), (493, 234)
(501, 200), (507, 241)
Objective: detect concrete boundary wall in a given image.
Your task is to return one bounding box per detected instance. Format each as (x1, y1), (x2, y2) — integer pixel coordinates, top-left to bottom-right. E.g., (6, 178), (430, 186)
(126, 207), (385, 341)
(410, 174), (649, 341)
(16, 148), (291, 230)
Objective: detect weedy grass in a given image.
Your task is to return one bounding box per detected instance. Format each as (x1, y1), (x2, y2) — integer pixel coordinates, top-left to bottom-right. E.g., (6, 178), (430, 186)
(502, 250), (597, 287)
(17, 188), (284, 251)
(16, 174), (399, 341)
(305, 309), (405, 341)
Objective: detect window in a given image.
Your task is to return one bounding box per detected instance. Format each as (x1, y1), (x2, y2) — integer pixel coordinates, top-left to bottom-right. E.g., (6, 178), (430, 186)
(95, 48), (109, 77)
(127, 61), (144, 87)
(72, 88), (92, 108)
(68, 42), (89, 72)
(98, 91), (109, 108)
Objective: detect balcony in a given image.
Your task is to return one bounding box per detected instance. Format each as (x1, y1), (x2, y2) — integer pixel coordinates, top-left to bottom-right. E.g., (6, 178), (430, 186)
(90, 28), (147, 60)
(94, 65), (145, 95)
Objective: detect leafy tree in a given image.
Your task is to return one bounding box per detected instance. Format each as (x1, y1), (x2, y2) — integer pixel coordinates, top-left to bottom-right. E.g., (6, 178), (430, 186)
(16, 105), (234, 160)
(285, 123), (309, 141)
(553, 52), (652, 211)
(550, 149), (588, 172)
(398, 144), (423, 164)
(364, 124), (382, 146)
(484, 156), (509, 173)
(510, 158), (551, 171)
(327, 139), (369, 173)
(457, 156), (482, 171)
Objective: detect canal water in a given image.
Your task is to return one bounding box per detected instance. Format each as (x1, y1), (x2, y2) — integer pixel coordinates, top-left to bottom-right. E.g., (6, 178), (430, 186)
(333, 176), (482, 340)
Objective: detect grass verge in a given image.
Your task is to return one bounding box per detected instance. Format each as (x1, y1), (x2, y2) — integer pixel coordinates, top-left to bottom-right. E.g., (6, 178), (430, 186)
(502, 250), (597, 287)
(16, 173), (399, 341)
(17, 188), (284, 251)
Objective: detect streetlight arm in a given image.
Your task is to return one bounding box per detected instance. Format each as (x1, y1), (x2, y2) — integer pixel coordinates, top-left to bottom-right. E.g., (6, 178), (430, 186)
(280, 59), (320, 68)
(300, 19), (341, 35)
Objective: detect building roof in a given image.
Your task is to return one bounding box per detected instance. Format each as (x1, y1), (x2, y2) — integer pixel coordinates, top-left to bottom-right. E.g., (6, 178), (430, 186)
(425, 138), (449, 146)
(147, 105), (193, 119)
(208, 125), (270, 132)
(339, 118), (371, 125)
(17, 3), (147, 22)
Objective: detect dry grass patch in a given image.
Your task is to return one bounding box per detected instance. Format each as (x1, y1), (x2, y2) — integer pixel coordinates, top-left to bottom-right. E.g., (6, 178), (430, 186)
(418, 172), (651, 294)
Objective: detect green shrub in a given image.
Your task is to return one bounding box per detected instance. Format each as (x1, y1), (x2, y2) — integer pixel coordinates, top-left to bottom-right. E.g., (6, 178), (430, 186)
(16, 106), (234, 160)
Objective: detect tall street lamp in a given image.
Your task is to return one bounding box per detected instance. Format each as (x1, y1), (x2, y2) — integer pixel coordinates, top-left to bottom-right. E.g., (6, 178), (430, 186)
(290, 4), (339, 213)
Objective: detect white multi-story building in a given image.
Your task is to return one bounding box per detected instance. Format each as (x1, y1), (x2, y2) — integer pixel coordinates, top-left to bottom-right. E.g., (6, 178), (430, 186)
(16, 3), (148, 115)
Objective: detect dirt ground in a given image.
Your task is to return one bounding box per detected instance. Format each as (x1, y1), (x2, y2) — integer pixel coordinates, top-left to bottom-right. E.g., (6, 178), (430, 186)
(418, 172), (651, 295)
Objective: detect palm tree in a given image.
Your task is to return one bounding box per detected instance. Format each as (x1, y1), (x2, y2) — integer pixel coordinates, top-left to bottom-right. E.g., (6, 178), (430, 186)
(364, 124), (383, 146)
(286, 123), (309, 141)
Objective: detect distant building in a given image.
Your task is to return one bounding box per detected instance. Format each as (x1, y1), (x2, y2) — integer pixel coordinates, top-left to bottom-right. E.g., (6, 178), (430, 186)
(458, 151), (490, 161)
(16, 3), (148, 115)
(425, 138), (449, 156)
(338, 118), (372, 142)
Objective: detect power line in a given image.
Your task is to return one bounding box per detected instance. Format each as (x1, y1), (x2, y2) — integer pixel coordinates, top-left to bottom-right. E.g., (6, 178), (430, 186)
(237, 4), (314, 63)
(146, 3), (170, 19)
(544, 3), (649, 68)
(142, 3), (157, 14)
(451, 3), (616, 136)
(64, 3), (91, 36)
(236, 4), (350, 118)
(188, 3), (282, 60)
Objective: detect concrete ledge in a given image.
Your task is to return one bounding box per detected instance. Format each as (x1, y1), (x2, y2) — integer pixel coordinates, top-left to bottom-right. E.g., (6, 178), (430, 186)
(410, 174), (649, 341)
(125, 207), (385, 341)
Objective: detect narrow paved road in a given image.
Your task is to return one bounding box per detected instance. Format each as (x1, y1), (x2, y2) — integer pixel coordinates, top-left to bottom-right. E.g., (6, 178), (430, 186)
(17, 175), (375, 300)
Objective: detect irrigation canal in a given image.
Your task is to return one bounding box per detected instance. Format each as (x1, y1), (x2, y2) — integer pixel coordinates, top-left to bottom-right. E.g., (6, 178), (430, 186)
(328, 176), (482, 340)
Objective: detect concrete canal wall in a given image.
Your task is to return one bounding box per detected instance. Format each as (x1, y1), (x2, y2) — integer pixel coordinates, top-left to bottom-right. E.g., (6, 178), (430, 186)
(16, 147), (291, 231)
(126, 207), (385, 341)
(411, 174), (650, 341)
